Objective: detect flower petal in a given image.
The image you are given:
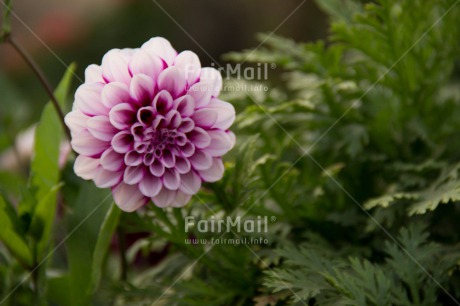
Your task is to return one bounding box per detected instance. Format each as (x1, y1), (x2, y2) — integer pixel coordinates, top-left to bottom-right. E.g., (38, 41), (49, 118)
(207, 98), (235, 130)
(101, 82), (130, 108)
(226, 131), (236, 148)
(65, 110), (90, 136)
(141, 37), (177, 66)
(162, 168), (180, 190)
(188, 127), (211, 149)
(124, 150), (143, 166)
(113, 182), (147, 212)
(175, 156), (191, 174)
(101, 49), (131, 84)
(111, 131), (134, 153)
(85, 64), (103, 83)
(179, 170), (201, 195)
(191, 108), (218, 128)
(178, 118), (195, 133)
(180, 141), (195, 157)
(153, 90), (174, 115)
(149, 159), (165, 177)
(171, 190), (192, 207)
(143, 153), (155, 165)
(175, 132), (187, 146)
(72, 130), (109, 157)
(129, 74), (156, 104)
(87, 116), (117, 141)
(173, 95), (195, 117)
(166, 110), (182, 129)
(94, 169), (122, 188)
(162, 149), (176, 168)
(138, 172), (162, 197)
(119, 48), (136, 60)
(109, 103), (136, 130)
(187, 82), (212, 108)
(198, 158), (224, 182)
(189, 150), (213, 170)
(136, 107), (155, 126)
(100, 148), (124, 171)
(204, 130), (234, 156)
(74, 83), (108, 116)
(200, 67), (222, 97)
(152, 188), (176, 208)
(158, 67), (186, 98)
(129, 49), (164, 80)
(152, 115), (168, 130)
(124, 165), (145, 185)
(174, 51), (201, 85)
(74, 155), (100, 179)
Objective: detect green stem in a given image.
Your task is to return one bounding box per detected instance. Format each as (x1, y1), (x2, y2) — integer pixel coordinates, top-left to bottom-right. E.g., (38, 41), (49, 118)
(32, 267), (39, 305)
(1, 0), (12, 41)
(3, 35), (72, 141)
(31, 239), (41, 306)
(173, 208), (185, 229)
(117, 227), (128, 282)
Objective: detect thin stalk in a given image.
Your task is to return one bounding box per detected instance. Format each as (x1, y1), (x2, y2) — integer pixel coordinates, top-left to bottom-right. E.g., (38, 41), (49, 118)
(1, 0), (12, 40)
(31, 239), (41, 306)
(32, 266), (39, 305)
(4, 35), (71, 141)
(117, 227), (128, 281)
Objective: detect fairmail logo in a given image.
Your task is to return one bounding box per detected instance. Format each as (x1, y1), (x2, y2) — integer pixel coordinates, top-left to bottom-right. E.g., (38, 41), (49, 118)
(184, 215), (276, 233)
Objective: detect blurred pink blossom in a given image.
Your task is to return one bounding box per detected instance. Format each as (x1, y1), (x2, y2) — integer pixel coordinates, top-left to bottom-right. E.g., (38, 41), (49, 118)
(65, 37), (235, 211)
(0, 125), (71, 171)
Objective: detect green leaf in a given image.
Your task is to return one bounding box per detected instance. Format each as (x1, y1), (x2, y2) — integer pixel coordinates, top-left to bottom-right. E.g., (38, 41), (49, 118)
(0, 170), (25, 198)
(0, 195), (33, 268)
(29, 183), (63, 258)
(46, 273), (71, 306)
(29, 63), (76, 201)
(65, 181), (113, 306)
(89, 202), (121, 293)
(315, 0), (363, 23)
(365, 163), (460, 215)
(28, 64), (75, 259)
(364, 192), (419, 210)
(408, 165), (460, 214)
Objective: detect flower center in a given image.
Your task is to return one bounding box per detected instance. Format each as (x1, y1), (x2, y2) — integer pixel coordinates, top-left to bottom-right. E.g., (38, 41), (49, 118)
(133, 127), (167, 154)
(130, 114), (189, 168)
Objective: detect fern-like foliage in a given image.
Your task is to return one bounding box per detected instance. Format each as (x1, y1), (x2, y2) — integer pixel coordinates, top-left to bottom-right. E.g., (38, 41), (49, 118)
(264, 224), (459, 305)
(366, 163), (460, 215)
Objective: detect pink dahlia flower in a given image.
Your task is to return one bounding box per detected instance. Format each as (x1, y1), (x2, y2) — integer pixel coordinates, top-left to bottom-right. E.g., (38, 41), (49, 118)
(65, 37), (235, 211)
